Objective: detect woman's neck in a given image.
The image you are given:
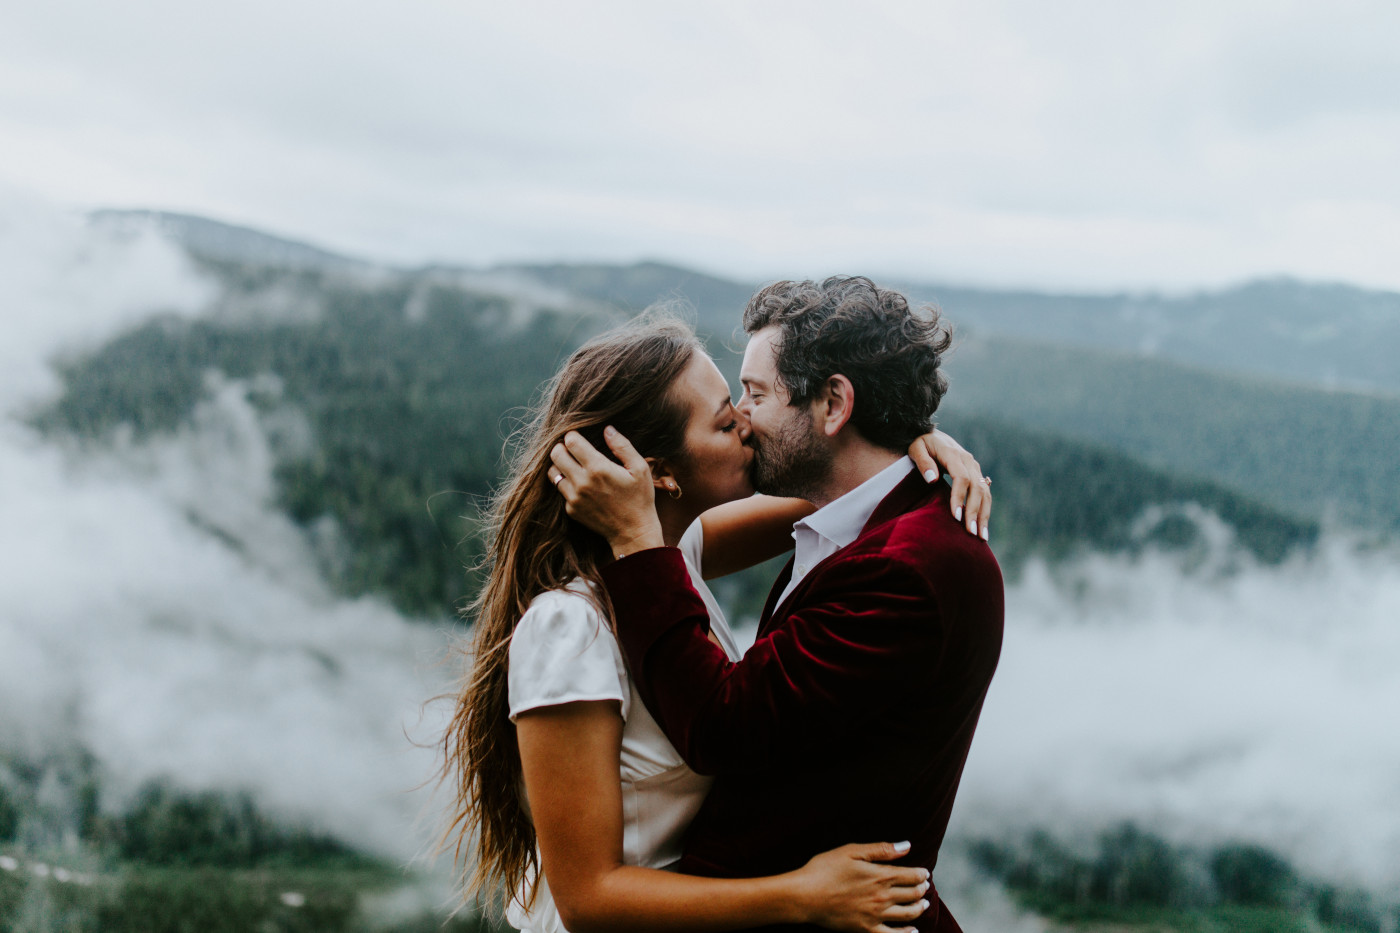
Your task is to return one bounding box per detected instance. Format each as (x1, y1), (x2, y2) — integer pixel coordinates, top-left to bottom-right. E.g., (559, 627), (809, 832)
(655, 500), (703, 549)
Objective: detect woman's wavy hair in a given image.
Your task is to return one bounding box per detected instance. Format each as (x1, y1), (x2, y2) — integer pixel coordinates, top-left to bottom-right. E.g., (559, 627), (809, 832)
(439, 312), (701, 915)
(742, 276), (952, 450)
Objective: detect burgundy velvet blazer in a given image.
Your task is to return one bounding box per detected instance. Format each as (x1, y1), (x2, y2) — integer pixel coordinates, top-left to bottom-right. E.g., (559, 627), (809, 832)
(599, 471), (1004, 933)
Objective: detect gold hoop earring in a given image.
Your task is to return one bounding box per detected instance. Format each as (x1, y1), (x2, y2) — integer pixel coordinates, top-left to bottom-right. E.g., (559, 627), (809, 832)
(667, 483), (683, 500)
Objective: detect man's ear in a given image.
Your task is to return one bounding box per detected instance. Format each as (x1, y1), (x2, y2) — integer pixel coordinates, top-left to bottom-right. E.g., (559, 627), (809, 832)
(815, 374), (855, 437)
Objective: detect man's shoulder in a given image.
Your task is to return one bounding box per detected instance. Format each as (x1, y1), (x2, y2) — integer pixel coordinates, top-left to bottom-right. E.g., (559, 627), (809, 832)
(854, 481), (999, 575)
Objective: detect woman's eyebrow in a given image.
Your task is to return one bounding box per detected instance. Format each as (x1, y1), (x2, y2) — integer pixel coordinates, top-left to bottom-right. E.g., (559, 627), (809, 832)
(714, 396), (732, 418)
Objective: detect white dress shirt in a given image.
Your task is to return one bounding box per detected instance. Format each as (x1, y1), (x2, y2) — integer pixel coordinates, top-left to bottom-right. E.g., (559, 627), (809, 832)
(774, 456), (915, 610)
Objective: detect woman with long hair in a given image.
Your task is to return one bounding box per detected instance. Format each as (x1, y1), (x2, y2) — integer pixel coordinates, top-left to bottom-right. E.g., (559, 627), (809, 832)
(441, 314), (989, 933)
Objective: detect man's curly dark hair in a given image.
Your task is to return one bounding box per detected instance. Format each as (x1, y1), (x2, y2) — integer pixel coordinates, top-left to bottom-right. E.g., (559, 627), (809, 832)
(742, 276), (952, 451)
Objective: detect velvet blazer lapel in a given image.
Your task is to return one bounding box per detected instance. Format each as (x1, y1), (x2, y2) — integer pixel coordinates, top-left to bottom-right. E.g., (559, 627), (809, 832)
(756, 470), (941, 636)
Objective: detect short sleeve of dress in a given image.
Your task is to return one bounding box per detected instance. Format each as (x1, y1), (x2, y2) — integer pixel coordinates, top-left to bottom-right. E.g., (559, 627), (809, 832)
(508, 587), (631, 722)
(678, 518), (705, 574)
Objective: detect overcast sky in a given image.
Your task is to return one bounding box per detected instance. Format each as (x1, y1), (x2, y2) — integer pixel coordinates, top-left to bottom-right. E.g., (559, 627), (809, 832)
(3, 1), (1398, 291)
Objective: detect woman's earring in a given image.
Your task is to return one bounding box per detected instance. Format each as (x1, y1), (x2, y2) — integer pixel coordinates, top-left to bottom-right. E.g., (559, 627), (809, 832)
(667, 482), (683, 500)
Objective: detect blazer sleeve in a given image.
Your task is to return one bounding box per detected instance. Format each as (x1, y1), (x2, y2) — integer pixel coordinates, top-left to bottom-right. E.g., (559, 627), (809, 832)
(598, 545), (940, 775)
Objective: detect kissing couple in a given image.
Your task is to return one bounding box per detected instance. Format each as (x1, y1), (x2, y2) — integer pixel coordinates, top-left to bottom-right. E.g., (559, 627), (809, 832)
(442, 276), (1004, 933)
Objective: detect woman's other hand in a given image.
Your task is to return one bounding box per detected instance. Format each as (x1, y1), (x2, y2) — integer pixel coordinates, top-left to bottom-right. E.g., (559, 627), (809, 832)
(549, 426), (666, 558)
(792, 841), (930, 933)
(908, 429), (991, 541)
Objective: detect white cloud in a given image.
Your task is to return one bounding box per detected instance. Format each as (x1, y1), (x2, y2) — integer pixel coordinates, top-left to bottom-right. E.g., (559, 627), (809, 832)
(952, 530), (1400, 894)
(0, 198), (455, 860)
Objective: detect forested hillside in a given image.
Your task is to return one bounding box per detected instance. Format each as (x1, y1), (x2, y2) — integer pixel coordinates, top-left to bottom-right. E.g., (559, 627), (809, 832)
(941, 337), (1400, 534)
(33, 245), (1319, 619)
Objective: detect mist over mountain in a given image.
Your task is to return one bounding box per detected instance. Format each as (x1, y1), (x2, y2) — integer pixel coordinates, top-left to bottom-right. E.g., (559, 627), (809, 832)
(89, 210), (374, 273)
(52, 211), (1344, 617)
(4, 204), (1397, 929)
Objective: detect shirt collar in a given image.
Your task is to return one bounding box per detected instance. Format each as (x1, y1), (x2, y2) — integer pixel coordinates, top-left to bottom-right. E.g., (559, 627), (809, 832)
(795, 456), (915, 549)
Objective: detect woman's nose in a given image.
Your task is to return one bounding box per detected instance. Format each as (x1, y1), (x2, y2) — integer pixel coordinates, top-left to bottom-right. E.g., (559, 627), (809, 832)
(736, 407), (752, 442)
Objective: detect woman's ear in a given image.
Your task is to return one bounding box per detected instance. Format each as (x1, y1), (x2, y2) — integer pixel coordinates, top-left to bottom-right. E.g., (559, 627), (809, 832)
(647, 457), (679, 496)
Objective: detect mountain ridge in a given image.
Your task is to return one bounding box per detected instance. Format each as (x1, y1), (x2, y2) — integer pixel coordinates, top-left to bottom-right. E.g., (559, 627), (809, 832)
(93, 208), (1400, 396)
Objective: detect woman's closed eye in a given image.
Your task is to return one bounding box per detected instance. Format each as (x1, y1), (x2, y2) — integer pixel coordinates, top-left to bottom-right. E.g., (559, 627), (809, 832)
(720, 420), (739, 433)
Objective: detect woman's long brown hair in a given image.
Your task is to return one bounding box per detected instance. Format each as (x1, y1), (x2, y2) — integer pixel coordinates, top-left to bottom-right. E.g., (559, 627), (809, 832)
(439, 314), (701, 914)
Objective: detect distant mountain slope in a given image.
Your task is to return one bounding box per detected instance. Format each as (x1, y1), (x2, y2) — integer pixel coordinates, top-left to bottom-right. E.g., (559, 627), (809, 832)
(33, 265), (616, 616)
(903, 278), (1400, 396)
(77, 210), (1392, 546)
(501, 262), (1400, 396)
(496, 261), (754, 338)
(941, 336), (1400, 533)
(90, 209), (371, 271)
(100, 209), (1400, 396)
(34, 253), (1316, 616)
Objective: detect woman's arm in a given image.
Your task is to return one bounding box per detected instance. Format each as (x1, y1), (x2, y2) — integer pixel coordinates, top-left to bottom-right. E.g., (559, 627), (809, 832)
(697, 496), (814, 580)
(516, 701), (929, 933)
(696, 429), (993, 579)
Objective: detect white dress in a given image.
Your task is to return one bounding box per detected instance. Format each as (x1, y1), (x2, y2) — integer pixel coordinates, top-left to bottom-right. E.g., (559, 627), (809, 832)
(505, 521), (739, 933)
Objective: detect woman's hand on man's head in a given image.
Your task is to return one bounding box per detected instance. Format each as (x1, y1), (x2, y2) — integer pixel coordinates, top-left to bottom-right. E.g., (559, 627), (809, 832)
(549, 427), (666, 559)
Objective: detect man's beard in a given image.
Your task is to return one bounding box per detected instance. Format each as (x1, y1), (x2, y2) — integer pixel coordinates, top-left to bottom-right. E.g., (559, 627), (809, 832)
(749, 408), (833, 500)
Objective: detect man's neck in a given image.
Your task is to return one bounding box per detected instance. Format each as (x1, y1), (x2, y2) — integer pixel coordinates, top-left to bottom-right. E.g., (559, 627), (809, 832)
(806, 445), (903, 510)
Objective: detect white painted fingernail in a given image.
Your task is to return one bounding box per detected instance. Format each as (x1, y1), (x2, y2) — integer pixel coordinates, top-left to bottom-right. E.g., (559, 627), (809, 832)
(981, 526), (989, 541)
(923, 469), (937, 483)
(954, 506), (963, 521)
(970, 519), (978, 536)
(920, 899), (930, 911)
(893, 840), (911, 853)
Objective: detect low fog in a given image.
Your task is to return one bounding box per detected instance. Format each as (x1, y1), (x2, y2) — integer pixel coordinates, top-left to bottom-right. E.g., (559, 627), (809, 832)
(1, 197), (1396, 909)
(0, 196), (455, 860)
(955, 527), (1400, 893)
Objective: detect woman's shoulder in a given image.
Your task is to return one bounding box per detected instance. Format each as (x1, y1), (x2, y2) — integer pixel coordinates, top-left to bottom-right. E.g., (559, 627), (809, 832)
(508, 580), (630, 722)
(522, 578), (602, 617)
(513, 580), (617, 655)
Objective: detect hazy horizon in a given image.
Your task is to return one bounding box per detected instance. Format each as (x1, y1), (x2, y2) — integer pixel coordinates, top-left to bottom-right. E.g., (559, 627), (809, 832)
(81, 203), (1400, 299)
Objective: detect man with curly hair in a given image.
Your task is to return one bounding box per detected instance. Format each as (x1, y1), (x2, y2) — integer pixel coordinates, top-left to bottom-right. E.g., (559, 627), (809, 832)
(555, 276), (1004, 932)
